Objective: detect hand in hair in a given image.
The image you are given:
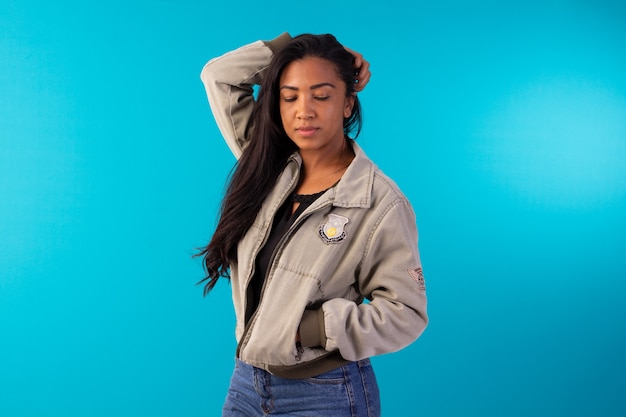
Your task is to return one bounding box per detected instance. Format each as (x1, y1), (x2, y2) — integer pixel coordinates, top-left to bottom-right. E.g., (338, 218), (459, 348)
(345, 47), (371, 92)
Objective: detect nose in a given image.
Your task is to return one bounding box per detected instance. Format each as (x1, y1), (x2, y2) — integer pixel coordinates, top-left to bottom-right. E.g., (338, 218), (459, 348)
(296, 96), (315, 120)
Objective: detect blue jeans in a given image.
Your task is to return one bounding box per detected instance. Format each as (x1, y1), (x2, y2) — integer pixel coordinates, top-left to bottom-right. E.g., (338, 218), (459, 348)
(222, 358), (380, 416)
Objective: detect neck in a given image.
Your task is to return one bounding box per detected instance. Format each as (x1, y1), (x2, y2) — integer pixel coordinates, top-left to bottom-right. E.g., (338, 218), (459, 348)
(300, 138), (352, 172)
(296, 139), (355, 195)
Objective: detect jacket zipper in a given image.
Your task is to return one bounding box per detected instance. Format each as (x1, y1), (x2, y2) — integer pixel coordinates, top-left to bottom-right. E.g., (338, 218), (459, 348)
(236, 198), (333, 361)
(235, 161), (300, 359)
(295, 341), (304, 361)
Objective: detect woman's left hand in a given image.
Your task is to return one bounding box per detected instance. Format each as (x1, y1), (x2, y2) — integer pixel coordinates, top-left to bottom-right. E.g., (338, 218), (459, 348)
(345, 47), (371, 92)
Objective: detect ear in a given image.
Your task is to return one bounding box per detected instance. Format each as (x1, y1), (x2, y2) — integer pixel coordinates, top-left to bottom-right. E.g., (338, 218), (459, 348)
(343, 94), (355, 118)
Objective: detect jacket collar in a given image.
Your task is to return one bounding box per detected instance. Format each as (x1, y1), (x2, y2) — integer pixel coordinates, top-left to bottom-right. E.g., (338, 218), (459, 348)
(288, 141), (374, 209)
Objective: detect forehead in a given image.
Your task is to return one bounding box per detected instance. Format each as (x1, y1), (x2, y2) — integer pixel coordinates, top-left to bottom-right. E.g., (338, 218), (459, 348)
(279, 56), (344, 87)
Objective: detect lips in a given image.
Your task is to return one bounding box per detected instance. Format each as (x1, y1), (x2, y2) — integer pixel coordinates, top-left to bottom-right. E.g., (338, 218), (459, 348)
(296, 126), (319, 137)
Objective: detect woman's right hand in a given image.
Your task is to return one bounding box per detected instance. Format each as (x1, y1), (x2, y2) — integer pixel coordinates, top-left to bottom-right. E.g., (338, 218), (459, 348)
(345, 47), (371, 92)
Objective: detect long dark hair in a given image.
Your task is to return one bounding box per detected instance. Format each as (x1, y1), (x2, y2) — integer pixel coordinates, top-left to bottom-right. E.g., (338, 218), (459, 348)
(197, 34), (363, 294)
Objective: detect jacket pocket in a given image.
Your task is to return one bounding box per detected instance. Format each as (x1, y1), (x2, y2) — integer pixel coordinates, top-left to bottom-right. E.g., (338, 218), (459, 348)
(239, 267), (322, 367)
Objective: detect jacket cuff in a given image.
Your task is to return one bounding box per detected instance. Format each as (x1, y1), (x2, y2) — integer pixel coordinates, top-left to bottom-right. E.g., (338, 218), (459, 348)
(299, 308), (327, 348)
(263, 32), (292, 54)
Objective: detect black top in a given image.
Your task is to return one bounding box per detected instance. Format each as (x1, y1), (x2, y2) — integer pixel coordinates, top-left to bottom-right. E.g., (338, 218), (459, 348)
(245, 189), (326, 323)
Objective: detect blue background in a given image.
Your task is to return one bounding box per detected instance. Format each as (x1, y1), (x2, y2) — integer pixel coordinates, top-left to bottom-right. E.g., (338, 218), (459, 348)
(1, 0), (625, 416)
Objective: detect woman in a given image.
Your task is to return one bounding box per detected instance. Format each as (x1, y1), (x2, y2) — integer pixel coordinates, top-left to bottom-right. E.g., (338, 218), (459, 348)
(199, 32), (428, 416)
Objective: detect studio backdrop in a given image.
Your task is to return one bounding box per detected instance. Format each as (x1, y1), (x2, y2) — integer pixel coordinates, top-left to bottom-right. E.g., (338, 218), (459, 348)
(1, 1), (625, 416)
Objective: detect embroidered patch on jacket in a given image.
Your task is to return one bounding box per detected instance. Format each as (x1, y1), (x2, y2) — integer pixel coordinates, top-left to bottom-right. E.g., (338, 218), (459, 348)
(408, 268), (426, 291)
(318, 214), (349, 244)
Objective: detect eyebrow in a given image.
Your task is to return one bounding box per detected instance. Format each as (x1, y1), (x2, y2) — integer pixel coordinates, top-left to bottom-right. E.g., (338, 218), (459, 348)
(280, 82), (337, 91)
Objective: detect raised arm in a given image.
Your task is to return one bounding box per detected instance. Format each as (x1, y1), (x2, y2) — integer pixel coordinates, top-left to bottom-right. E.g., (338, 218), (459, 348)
(200, 33), (292, 158)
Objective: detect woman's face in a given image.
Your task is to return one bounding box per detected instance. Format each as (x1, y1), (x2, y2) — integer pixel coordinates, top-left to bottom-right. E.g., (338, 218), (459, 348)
(278, 56), (354, 156)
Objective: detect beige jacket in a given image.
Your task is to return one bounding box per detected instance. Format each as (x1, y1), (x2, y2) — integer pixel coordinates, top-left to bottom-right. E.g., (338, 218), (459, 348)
(200, 34), (428, 378)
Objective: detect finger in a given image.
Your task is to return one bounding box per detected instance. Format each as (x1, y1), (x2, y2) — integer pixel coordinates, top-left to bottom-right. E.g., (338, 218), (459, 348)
(356, 71), (371, 91)
(359, 57), (369, 74)
(345, 47), (363, 69)
(355, 60), (371, 91)
(355, 74), (370, 91)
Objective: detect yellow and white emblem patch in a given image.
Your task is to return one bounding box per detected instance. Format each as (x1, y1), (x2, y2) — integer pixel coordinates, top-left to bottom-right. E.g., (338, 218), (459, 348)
(319, 214), (349, 244)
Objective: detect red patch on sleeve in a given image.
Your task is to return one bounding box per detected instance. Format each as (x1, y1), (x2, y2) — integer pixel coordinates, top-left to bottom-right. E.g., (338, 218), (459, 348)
(408, 268), (426, 291)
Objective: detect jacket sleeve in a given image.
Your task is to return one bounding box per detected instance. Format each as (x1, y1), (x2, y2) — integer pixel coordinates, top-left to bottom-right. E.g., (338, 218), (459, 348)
(300, 199), (428, 360)
(200, 33), (292, 159)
